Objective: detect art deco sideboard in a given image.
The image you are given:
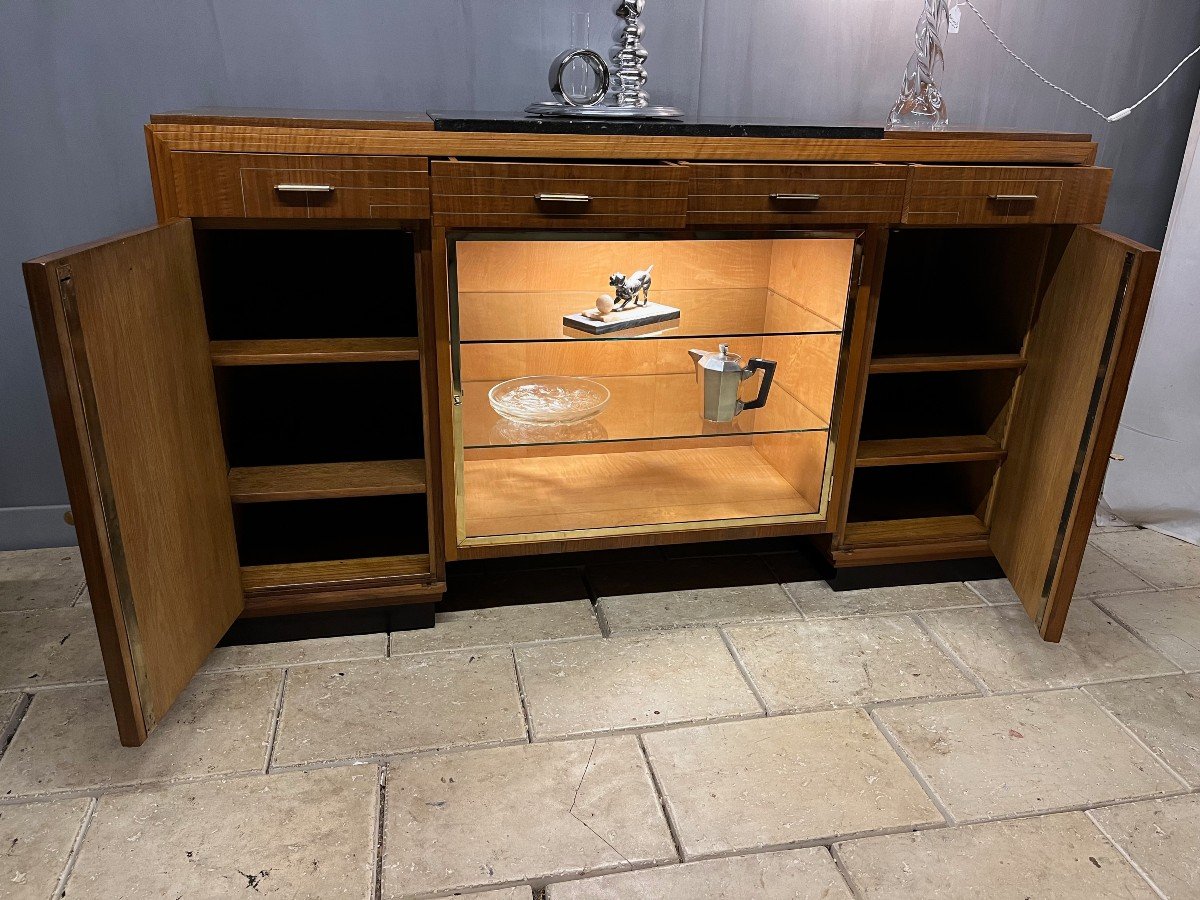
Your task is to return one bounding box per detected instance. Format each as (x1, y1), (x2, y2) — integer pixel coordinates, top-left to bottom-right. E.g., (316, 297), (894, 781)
(24, 110), (1156, 744)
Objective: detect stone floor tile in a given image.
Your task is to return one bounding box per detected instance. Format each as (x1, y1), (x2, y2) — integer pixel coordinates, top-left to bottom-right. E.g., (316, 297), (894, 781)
(381, 736), (675, 897)
(1088, 794), (1200, 899)
(389, 600), (601, 656)
(2, 690), (22, 729)
(0, 798), (90, 899)
(597, 578), (801, 633)
(725, 616), (977, 713)
(201, 633), (387, 673)
(965, 577), (1022, 605)
(1074, 543), (1158, 596)
(1086, 674), (1200, 787)
(272, 651), (526, 767)
(473, 889), (534, 900)
(516, 630), (761, 740)
(835, 811), (1155, 899)
(0, 607), (106, 690)
(783, 580), (983, 618)
(876, 691), (1182, 822)
(591, 555), (795, 633)
(918, 602), (1178, 692)
(597, 584), (799, 634)
(1091, 529), (1200, 590)
(546, 846), (852, 899)
(1095, 588), (1200, 671)
(1092, 524), (1139, 534)
(968, 545), (1153, 603)
(641, 710), (941, 858)
(65, 767), (377, 899)
(0, 547), (85, 612)
(0, 672), (279, 797)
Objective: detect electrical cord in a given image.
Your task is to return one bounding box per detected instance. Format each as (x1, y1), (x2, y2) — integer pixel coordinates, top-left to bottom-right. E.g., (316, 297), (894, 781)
(962, 0), (1200, 122)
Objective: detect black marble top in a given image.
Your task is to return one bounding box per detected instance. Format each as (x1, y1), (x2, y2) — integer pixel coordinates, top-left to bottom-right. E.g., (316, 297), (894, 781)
(429, 111), (884, 139)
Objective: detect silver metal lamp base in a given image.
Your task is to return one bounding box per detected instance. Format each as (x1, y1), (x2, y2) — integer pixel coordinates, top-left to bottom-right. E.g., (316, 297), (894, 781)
(525, 101), (682, 119)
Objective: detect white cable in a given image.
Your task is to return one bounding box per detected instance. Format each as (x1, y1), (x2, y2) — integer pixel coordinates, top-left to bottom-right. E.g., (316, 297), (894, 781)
(961, 0), (1200, 123)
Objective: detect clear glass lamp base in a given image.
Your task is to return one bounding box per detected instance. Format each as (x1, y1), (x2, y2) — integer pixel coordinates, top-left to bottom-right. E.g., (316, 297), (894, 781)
(887, 87), (949, 131)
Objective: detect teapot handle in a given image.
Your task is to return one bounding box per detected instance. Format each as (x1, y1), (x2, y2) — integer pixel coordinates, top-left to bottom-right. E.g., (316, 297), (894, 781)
(741, 358), (777, 411)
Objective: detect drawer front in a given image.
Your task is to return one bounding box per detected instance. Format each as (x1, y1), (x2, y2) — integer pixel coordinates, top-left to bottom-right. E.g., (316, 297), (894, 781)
(904, 165), (1111, 225)
(431, 161), (688, 228)
(169, 152), (430, 219)
(688, 163), (908, 225)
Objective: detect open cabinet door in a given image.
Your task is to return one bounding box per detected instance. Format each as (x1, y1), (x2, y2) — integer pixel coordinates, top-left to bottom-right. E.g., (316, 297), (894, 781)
(24, 221), (243, 746)
(990, 226), (1158, 642)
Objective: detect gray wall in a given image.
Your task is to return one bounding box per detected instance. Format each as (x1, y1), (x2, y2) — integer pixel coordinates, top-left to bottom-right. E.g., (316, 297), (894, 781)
(2, 0), (1199, 548)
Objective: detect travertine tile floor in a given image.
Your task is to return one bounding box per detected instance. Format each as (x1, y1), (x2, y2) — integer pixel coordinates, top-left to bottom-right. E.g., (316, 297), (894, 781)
(1, 529), (1198, 898)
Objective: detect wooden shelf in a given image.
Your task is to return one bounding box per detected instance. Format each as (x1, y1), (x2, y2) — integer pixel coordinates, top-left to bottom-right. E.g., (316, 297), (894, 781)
(240, 554), (431, 596)
(210, 338), (419, 366)
(843, 515), (989, 547)
(868, 353), (1027, 374)
(463, 443), (823, 539)
(856, 436), (1006, 468)
(228, 460), (426, 503)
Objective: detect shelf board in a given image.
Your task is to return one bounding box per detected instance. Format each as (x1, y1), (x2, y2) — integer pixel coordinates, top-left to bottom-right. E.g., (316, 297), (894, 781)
(868, 353), (1027, 374)
(855, 436), (1006, 468)
(464, 443), (822, 539)
(842, 515), (989, 548)
(210, 338), (419, 366)
(228, 460), (426, 503)
(461, 373), (829, 449)
(240, 554), (431, 597)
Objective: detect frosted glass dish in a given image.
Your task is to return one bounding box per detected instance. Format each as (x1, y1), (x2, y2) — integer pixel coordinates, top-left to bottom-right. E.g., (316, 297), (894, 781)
(488, 376), (610, 425)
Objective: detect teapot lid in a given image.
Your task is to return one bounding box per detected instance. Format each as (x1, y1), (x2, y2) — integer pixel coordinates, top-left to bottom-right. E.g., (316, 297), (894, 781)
(691, 342), (744, 370)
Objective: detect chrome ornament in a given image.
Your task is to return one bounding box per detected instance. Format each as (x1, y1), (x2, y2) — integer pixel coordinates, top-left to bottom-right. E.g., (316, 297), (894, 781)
(527, 0), (681, 119)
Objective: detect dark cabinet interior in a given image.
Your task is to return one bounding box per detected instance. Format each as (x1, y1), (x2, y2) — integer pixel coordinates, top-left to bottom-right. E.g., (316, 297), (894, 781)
(196, 228), (419, 340)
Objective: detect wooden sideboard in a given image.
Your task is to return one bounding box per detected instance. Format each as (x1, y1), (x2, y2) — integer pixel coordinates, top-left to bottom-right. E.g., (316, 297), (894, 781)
(24, 110), (1155, 745)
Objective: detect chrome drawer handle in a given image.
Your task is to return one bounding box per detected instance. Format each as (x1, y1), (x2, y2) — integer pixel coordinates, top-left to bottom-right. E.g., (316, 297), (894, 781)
(770, 193), (821, 202)
(989, 194), (1038, 201)
(535, 193), (592, 203)
(274, 183), (336, 193)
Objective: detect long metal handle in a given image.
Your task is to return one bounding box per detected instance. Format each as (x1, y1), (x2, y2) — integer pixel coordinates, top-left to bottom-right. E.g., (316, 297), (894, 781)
(988, 193), (1038, 201)
(770, 193), (821, 202)
(274, 183), (336, 193)
(534, 193), (592, 203)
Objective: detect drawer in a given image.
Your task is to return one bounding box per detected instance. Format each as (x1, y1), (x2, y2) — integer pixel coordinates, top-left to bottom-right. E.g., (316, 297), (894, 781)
(688, 163), (908, 225)
(168, 152), (430, 219)
(903, 165), (1110, 225)
(430, 160), (688, 228)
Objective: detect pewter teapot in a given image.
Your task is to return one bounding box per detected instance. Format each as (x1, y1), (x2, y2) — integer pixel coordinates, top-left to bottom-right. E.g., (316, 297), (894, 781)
(687, 343), (777, 423)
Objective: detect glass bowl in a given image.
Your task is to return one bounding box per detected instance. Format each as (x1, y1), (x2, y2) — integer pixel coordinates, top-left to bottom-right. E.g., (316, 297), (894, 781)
(488, 375), (610, 426)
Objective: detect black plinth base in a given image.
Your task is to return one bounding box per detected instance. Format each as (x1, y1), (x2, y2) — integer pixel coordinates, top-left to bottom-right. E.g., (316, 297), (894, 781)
(821, 556), (1004, 593)
(219, 602), (435, 647)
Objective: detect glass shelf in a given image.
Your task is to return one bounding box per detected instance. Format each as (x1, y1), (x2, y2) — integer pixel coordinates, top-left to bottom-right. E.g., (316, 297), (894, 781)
(461, 373), (829, 448)
(457, 288), (843, 343)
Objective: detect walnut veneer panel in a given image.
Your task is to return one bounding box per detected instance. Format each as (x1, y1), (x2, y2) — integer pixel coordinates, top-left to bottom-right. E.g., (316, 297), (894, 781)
(431, 160), (687, 228)
(168, 152), (429, 219)
(689, 163), (907, 225)
(904, 166), (1111, 225)
(23, 222), (242, 745)
(990, 227), (1158, 640)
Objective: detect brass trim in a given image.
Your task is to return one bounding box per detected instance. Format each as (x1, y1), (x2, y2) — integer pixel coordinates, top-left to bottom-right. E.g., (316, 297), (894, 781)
(56, 266), (155, 729)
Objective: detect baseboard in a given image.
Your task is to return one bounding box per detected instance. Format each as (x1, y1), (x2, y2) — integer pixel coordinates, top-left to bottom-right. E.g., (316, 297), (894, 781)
(0, 505), (77, 551)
